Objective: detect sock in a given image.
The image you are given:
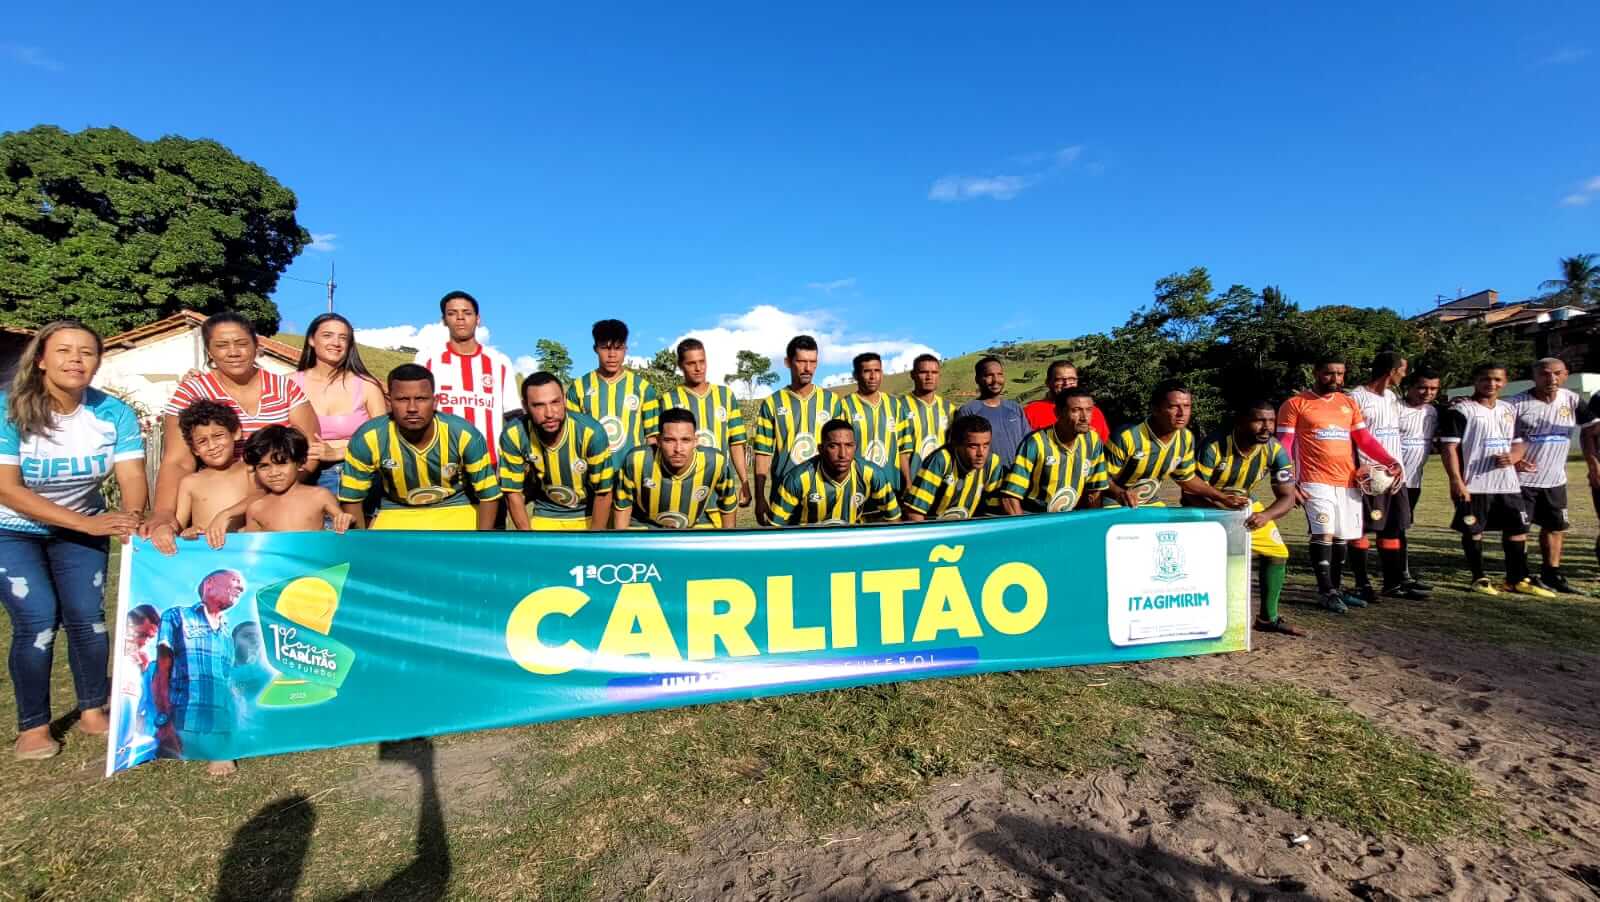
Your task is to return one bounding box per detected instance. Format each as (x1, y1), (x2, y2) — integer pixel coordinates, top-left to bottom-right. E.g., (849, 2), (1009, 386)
(1309, 541), (1333, 594)
(1379, 537), (1404, 589)
(1504, 538), (1528, 585)
(1400, 532), (1412, 580)
(1349, 537), (1372, 588)
(1463, 536), (1485, 580)
(1259, 557), (1287, 621)
(1330, 541), (1347, 592)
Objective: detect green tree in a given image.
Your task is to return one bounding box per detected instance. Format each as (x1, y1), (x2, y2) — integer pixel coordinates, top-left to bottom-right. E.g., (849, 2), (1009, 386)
(1538, 253), (1600, 307)
(0, 125), (310, 335)
(641, 347), (683, 394)
(534, 338), (573, 383)
(726, 350), (778, 398)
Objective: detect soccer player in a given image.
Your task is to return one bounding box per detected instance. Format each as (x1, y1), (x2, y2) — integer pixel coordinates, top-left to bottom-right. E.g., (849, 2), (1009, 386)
(567, 319), (661, 466)
(752, 335), (845, 525)
(665, 337), (752, 504)
(1509, 358), (1596, 593)
(339, 364), (501, 531)
(413, 291), (517, 465)
(1397, 368), (1442, 589)
(1021, 361), (1111, 441)
(903, 414), (1006, 521)
(1106, 380), (1245, 511)
(1278, 357), (1401, 613)
(956, 357), (1029, 469)
(769, 420), (901, 527)
(1348, 351), (1426, 601)
(613, 408), (740, 529)
(501, 373), (615, 531)
(1439, 362), (1552, 597)
(902, 353), (957, 484)
(1188, 401), (1302, 636)
(1003, 388), (1111, 514)
(842, 352), (910, 493)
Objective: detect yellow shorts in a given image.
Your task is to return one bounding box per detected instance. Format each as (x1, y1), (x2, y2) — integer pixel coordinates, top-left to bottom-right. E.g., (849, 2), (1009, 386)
(532, 516), (589, 531)
(1248, 500), (1288, 559)
(370, 505), (477, 531)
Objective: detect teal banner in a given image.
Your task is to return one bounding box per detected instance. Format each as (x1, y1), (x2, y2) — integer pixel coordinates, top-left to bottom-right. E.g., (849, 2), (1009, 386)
(107, 508), (1252, 775)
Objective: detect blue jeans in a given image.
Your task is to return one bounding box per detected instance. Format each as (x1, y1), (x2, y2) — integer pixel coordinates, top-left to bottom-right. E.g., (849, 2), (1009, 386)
(0, 529), (111, 731)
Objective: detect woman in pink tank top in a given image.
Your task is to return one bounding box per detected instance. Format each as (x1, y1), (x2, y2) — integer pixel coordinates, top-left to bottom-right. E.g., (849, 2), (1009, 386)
(291, 314), (389, 494)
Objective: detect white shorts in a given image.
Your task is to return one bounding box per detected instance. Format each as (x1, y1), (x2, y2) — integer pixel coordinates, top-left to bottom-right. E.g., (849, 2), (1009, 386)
(1302, 482), (1363, 541)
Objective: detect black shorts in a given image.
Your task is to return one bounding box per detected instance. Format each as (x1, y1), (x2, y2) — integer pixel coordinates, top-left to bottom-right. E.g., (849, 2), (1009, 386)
(1451, 493), (1529, 536)
(1520, 485), (1570, 532)
(1362, 487), (1412, 534)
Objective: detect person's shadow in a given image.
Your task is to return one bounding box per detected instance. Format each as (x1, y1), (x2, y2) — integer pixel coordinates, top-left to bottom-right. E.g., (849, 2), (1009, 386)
(214, 739), (451, 902)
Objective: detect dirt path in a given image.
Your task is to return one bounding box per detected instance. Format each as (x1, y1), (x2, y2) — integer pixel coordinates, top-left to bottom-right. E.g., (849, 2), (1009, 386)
(621, 600), (1600, 901)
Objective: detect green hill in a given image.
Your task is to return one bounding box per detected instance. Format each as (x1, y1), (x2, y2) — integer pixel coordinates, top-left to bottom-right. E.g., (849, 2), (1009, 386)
(273, 334), (415, 381)
(878, 338), (1085, 403)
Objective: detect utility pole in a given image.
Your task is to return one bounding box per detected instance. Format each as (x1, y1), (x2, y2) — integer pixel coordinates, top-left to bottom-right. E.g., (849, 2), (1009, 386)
(326, 261), (337, 312)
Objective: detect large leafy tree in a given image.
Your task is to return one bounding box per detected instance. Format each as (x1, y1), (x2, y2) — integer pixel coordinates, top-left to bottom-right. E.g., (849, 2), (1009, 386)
(1539, 253), (1600, 307)
(641, 347), (683, 394)
(0, 125), (309, 336)
(533, 338), (573, 383)
(726, 350), (778, 398)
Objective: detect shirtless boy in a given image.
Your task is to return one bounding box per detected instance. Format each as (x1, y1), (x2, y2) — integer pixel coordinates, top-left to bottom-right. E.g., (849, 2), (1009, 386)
(241, 426), (352, 533)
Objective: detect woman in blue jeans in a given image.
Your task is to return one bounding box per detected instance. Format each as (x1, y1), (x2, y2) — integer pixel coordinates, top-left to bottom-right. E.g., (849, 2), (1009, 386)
(0, 321), (147, 760)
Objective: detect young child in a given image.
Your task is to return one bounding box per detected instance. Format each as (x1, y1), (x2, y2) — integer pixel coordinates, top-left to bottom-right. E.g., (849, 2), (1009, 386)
(168, 401), (256, 552)
(240, 426), (353, 533)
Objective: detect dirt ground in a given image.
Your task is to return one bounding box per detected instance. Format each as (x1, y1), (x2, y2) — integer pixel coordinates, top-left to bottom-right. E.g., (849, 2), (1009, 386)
(579, 591), (1600, 901)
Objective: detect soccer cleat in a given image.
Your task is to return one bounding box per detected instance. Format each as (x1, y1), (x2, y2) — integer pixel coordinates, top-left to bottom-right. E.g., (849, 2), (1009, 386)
(1541, 571), (1575, 594)
(1470, 578), (1500, 596)
(1353, 583), (1380, 604)
(1254, 617), (1308, 637)
(1340, 591), (1369, 609)
(1381, 583), (1429, 600)
(1401, 575), (1433, 592)
(1319, 592), (1349, 614)
(1506, 579), (1557, 599)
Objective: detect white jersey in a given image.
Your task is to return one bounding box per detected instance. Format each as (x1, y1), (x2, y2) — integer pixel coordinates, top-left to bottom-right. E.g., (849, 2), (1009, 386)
(0, 389), (145, 535)
(1508, 389), (1596, 489)
(1397, 402), (1437, 489)
(1349, 386), (1404, 474)
(415, 344), (518, 465)
(1438, 398), (1522, 495)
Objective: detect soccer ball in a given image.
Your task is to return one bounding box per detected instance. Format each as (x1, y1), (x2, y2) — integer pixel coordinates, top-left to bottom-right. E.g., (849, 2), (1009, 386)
(1357, 465), (1395, 496)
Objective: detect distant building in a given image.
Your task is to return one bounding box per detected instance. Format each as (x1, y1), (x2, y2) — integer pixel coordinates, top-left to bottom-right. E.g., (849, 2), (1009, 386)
(94, 311), (300, 417)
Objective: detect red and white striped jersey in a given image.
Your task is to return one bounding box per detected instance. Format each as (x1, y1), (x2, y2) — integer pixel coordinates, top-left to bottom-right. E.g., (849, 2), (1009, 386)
(415, 344), (518, 464)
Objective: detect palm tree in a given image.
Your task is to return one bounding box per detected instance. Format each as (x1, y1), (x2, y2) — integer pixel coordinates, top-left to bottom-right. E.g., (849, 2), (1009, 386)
(1539, 254), (1600, 307)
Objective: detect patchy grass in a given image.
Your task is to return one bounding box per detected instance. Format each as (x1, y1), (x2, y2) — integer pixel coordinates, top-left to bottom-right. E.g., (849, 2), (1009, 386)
(272, 332), (415, 381)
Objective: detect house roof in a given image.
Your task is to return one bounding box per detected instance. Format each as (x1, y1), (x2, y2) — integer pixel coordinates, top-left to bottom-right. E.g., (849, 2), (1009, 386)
(103, 311), (300, 365)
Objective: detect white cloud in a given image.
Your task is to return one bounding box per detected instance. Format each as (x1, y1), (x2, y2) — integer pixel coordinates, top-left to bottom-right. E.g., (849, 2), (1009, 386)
(355, 323), (529, 375)
(666, 304), (938, 398)
(806, 277), (857, 293)
(928, 144), (1087, 202)
(1560, 175), (1600, 207)
(3, 44), (62, 72)
(1539, 47), (1589, 66)
(308, 232), (338, 252)
(819, 372), (856, 389)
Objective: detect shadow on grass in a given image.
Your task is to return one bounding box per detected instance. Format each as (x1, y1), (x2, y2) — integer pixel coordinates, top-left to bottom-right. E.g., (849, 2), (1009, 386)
(214, 739), (451, 902)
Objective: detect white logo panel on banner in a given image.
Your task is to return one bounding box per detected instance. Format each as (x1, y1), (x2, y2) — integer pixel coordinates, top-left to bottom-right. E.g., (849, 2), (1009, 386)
(1105, 521), (1228, 647)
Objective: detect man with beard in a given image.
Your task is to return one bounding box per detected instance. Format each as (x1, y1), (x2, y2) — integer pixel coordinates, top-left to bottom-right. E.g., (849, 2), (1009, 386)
(957, 357), (1029, 469)
(613, 408), (740, 529)
(769, 419), (900, 527)
(1106, 380), (1247, 511)
(903, 414), (1006, 521)
(499, 372), (615, 531)
(1189, 401), (1302, 636)
(339, 365), (501, 531)
(1003, 388), (1115, 514)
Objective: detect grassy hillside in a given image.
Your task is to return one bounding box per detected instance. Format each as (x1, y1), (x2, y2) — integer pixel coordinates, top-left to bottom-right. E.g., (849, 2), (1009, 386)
(273, 334), (415, 381)
(878, 338), (1085, 403)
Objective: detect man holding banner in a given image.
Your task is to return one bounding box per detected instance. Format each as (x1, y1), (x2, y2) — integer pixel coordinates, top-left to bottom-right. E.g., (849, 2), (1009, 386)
(613, 409), (740, 529)
(1003, 388), (1113, 514)
(769, 419), (901, 526)
(500, 373), (616, 531)
(753, 335), (843, 525)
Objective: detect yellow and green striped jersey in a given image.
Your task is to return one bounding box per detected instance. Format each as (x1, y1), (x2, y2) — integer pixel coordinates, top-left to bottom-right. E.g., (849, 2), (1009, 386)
(770, 459), (901, 527)
(615, 445), (739, 529)
(339, 413), (500, 510)
(566, 370), (661, 461)
(662, 384), (747, 455)
(1194, 431), (1294, 497)
(904, 447), (1005, 520)
(752, 386), (844, 494)
(1003, 427), (1109, 513)
(1104, 421), (1198, 505)
(841, 393), (911, 483)
(499, 410), (616, 519)
(902, 394), (957, 473)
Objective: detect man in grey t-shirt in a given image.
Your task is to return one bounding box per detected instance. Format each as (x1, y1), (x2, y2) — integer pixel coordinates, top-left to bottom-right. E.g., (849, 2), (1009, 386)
(956, 356), (1029, 469)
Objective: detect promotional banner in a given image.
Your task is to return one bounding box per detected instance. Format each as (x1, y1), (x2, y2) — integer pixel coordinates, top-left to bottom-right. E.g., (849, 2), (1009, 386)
(107, 507), (1252, 775)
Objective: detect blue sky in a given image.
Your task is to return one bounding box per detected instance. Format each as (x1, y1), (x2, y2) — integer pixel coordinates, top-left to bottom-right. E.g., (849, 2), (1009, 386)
(4, 2), (1597, 389)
